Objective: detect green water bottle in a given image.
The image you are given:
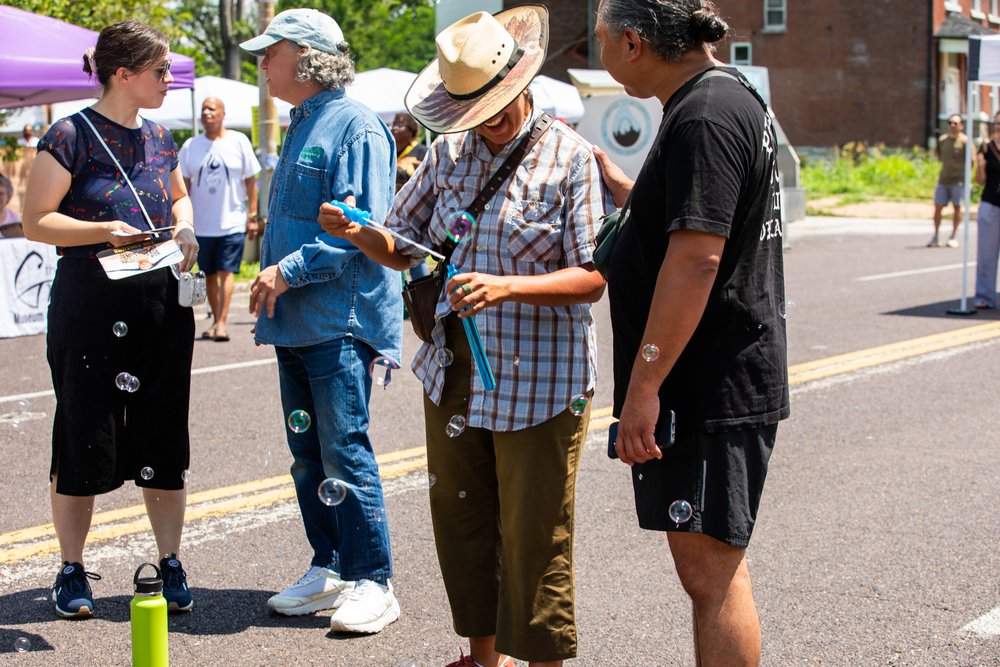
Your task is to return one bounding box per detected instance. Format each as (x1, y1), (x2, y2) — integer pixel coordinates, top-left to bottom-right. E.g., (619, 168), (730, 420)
(130, 563), (169, 667)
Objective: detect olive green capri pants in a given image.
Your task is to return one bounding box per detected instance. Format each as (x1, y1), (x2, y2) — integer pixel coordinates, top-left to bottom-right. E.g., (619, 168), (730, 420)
(423, 320), (590, 662)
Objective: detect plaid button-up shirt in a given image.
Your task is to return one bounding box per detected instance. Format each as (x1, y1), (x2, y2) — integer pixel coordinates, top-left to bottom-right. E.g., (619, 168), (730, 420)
(386, 109), (612, 432)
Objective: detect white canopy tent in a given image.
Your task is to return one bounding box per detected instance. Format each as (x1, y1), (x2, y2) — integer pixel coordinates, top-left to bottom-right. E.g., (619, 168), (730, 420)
(22, 76), (293, 132)
(955, 34), (1000, 314)
(346, 68), (417, 124)
(529, 75), (585, 124)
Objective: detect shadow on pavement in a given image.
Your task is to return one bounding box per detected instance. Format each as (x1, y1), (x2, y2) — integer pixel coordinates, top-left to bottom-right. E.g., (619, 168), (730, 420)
(885, 300), (1000, 320)
(0, 587), (331, 636)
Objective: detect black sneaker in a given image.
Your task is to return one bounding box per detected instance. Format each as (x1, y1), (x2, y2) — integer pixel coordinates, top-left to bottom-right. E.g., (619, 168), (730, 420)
(51, 561), (101, 619)
(159, 553), (193, 612)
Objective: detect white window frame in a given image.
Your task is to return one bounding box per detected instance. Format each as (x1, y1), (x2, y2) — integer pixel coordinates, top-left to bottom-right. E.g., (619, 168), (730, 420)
(972, 0), (987, 20)
(731, 42), (752, 65)
(763, 0), (786, 32)
(973, 0), (983, 12)
(993, 0), (999, 14)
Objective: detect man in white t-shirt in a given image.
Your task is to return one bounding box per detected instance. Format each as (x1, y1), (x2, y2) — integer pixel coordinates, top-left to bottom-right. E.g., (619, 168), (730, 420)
(17, 125), (39, 150)
(179, 97), (261, 341)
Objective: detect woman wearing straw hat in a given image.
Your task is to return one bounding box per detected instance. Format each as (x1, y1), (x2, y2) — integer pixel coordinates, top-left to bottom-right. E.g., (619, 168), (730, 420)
(319, 7), (609, 666)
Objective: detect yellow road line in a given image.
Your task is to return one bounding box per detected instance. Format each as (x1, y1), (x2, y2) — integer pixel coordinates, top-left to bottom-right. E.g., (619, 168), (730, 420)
(4, 325), (993, 564)
(787, 321), (1000, 385)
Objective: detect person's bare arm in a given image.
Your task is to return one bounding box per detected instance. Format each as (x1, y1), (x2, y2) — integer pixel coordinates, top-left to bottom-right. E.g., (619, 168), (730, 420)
(22, 151), (147, 247)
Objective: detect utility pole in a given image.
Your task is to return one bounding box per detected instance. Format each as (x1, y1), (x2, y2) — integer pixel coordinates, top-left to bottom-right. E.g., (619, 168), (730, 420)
(250, 0), (277, 263)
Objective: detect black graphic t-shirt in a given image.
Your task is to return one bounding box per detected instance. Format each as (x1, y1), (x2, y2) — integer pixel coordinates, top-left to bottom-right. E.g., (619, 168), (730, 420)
(608, 69), (790, 434)
(980, 140), (1000, 207)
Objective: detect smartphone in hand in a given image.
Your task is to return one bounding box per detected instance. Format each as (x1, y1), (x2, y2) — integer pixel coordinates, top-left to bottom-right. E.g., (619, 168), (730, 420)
(607, 411), (676, 459)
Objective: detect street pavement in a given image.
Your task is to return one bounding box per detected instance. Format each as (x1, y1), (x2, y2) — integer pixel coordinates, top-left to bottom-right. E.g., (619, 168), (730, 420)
(0, 216), (998, 665)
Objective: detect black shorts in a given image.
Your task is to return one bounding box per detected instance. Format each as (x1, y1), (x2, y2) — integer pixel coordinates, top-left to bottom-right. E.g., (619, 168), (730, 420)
(631, 423), (777, 548)
(47, 258), (194, 496)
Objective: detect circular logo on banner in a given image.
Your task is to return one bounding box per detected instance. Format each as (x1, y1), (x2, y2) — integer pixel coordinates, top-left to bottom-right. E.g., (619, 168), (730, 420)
(601, 98), (652, 156)
(15, 251), (52, 309)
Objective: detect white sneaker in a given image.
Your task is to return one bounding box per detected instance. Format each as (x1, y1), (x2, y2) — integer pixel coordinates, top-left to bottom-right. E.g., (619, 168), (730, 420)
(266, 566), (355, 616)
(946, 237), (959, 248)
(329, 579), (400, 634)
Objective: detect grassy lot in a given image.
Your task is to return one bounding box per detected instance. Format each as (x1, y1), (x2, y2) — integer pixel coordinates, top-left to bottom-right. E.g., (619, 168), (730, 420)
(801, 142), (981, 215)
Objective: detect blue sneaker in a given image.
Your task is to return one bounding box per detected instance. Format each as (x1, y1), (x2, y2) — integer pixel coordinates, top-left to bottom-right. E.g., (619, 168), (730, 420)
(52, 561), (101, 618)
(159, 553), (193, 612)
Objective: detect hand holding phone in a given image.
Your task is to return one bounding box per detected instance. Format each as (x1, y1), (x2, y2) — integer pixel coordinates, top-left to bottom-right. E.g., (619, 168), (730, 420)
(607, 410), (676, 459)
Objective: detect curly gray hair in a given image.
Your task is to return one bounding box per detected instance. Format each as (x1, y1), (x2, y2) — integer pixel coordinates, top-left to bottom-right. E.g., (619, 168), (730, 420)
(297, 44), (356, 91)
(598, 0), (729, 62)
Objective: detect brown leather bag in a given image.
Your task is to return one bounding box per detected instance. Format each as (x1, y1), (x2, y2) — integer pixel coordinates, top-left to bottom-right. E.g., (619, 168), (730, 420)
(401, 114), (554, 343)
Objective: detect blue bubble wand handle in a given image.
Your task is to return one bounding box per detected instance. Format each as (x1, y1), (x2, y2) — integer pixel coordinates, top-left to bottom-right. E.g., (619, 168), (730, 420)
(446, 262), (496, 392)
(329, 199), (445, 261)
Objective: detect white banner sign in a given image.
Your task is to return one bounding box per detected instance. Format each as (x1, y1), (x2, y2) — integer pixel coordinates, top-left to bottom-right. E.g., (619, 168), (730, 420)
(574, 94), (664, 180)
(0, 238), (57, 338)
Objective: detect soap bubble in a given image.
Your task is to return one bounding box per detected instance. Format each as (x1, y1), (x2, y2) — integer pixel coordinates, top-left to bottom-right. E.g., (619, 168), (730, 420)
(445, 415), (466, 438)
(668, 499), (693, 526)
(568, 394), (589, 417)
(287, 410), (312, 434)
(140, 467), (154, 481)
(318, 478), (348, 506)
(435, 348), (454, 368)
(641, 344), (660, 362)
(14, 637), (30, 653)
(778, 299), (797, 319)
(458, 490), (467, 499)
(427, 473), (437, 489)
(15, 399), (29, 412)
(115, 372), (140, 393)
(373, 507), (386, 523)
(369, 356), (401, 388)
(113, 321), (128, 337)
(446, 211), (476, 243)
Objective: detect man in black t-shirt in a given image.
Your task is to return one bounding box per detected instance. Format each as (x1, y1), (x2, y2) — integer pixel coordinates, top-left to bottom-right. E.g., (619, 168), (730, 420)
(595, 1), (789, 664)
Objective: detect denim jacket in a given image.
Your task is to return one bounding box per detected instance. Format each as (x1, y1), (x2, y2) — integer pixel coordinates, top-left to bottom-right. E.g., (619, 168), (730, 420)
(255, 89), (402, 361)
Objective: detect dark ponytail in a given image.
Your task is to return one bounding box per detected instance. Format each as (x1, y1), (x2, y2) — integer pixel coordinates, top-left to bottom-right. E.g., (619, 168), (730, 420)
(599, 0), (730, 62)
(82, 20), (169, 86)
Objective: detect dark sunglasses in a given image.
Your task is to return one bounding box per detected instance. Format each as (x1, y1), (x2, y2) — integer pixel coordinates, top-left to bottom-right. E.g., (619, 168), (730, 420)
(153, 59), (172, 80)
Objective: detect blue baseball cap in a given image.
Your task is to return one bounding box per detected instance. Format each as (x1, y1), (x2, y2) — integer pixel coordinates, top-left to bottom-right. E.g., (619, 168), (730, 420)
(240, 9), (345, 56)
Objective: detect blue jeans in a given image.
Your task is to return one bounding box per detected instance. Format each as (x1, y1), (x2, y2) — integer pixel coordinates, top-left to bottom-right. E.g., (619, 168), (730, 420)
(976, 200), (1000, 308)
(276, 337), (393, 581)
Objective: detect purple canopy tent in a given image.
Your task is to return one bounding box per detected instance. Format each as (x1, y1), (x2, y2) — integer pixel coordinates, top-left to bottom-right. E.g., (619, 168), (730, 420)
(0, 5), (194, 109)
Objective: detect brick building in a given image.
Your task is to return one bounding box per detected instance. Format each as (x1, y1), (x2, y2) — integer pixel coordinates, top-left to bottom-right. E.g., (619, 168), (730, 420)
(719, 1), (1000, 149)
(504, 1), (1000, 149)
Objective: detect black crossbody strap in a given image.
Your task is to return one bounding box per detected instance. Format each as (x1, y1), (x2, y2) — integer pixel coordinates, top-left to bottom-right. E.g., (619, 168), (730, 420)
(436, 113), (555, 265)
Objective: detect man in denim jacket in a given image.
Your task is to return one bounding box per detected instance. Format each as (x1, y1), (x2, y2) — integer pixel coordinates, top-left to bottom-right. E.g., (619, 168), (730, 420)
(241, 9), (402, 634)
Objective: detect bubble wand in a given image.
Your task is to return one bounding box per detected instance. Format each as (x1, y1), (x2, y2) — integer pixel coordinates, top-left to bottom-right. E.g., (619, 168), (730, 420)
(327, 199), (445, 261)
(329, 200), (496, 392)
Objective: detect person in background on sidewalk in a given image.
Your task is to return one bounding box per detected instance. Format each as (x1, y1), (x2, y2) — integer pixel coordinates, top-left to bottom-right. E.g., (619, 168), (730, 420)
(179, 97), (261, 342)
(17, 124), (39, 151)
(595, 0), (789, 665)
(974, 110), (1000, 309)
(930, 113), (966, 248)
(0, 174), (24, 238)
(21, 19), (199, 619)
(320, 7), (608, 666)
(240, 8), (402, 635)
(392, 112), (431, 281)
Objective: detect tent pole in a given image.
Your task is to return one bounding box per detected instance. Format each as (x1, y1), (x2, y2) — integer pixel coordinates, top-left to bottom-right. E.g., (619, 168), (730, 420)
(951, 81), (976, 315)
(191, 88), (197, 136)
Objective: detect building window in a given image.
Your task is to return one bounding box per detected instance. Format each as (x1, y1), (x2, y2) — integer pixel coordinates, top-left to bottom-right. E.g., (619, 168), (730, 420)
(764, 0), (786, 31)
(993, 0), (999, 13)
(973, 0), (982, 11)
(731, 42), (752, 65)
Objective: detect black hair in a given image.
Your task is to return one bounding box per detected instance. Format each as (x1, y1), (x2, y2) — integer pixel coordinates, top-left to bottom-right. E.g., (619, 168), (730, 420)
(599, 0), (729, 62)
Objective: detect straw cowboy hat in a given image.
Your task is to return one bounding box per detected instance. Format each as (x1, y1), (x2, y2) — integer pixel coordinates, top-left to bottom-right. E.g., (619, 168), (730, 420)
(405, 5), (548, 134)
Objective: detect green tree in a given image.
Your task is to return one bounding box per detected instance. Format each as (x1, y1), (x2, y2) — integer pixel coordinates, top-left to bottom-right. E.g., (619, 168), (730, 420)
(169, 0), (258, 82)
(4, 0), (183, 39)
(276, 0), (436, 73)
